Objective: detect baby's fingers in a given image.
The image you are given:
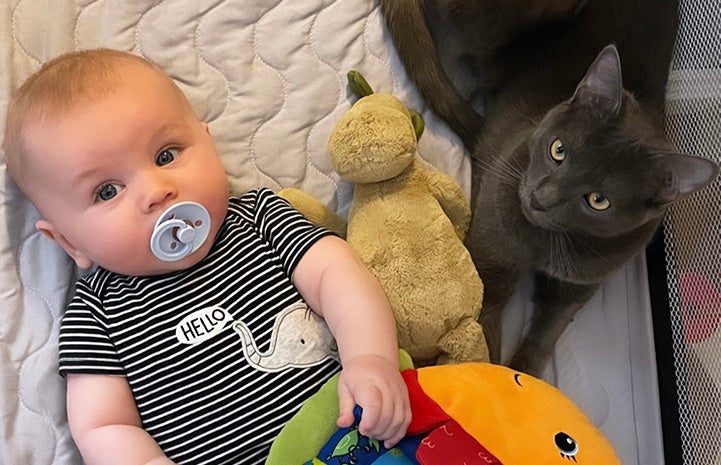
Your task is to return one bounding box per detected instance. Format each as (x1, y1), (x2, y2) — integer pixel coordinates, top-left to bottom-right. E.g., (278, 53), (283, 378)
(382, 401), (412, 448)
(357, 387), (411, 445)
(355, 385), (383, 436)
(368, 395), (411, 448)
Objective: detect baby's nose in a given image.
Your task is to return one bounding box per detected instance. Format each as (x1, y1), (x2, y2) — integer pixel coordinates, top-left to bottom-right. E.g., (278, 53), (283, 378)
(141, 173), (177, 212)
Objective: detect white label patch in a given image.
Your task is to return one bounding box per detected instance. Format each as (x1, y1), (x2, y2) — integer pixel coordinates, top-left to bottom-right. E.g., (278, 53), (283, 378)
(176, 307), (232, 345)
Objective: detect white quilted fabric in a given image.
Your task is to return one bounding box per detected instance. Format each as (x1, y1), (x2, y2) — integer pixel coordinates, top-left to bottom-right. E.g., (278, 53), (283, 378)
(0, 1), (661, 464)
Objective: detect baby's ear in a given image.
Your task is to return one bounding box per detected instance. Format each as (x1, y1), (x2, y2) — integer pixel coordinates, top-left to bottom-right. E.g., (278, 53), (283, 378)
(35, 219), (93, 269)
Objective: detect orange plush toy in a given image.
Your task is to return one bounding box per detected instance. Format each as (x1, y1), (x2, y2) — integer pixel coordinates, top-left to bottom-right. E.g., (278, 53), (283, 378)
(267, 352), (620, 465)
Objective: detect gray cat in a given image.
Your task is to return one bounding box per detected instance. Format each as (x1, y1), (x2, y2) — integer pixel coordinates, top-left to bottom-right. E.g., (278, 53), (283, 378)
(380, 0), (720, 376)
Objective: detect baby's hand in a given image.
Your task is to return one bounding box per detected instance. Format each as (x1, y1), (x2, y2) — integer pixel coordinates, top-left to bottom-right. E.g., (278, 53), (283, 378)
(335, 354), (411, 448)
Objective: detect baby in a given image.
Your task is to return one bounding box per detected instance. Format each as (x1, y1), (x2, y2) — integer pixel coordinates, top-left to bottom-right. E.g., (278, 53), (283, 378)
(3, 49), (410, 465)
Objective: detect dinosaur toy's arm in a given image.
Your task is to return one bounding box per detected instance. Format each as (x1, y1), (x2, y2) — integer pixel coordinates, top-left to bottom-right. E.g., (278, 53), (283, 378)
(425, 172), (471, 241)
(278, 188), (348, 238)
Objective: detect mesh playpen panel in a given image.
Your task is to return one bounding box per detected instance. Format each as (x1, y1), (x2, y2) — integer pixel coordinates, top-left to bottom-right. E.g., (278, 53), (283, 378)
(662, 0), (721, 464)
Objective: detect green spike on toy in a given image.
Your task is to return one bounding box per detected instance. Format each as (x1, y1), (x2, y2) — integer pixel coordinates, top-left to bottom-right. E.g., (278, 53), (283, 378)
(410, 110), (424, 140)
(347, 71), (374, 99)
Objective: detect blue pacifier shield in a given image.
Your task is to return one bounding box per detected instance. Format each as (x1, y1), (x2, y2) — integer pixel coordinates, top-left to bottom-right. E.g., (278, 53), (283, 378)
(150, 202), (211, 262)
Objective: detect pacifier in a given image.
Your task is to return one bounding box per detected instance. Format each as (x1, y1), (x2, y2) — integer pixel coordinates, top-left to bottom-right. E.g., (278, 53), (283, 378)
(150, 202), (211, 262)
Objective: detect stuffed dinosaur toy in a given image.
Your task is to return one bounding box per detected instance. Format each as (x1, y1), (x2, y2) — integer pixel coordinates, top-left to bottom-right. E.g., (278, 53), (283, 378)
(266, 351), (621, 465)
(280, 72), (488, 366)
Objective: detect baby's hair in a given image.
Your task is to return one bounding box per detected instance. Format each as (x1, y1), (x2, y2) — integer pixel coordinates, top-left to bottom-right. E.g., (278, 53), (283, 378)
(2, 49), (175, 196)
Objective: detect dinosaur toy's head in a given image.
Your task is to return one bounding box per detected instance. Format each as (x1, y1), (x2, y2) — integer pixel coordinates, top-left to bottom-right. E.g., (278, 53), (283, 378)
(327, 93), (417, 184)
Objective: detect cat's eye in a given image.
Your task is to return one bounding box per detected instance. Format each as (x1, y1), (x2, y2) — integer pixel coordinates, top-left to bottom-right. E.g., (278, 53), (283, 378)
(586, 192), (611, 211)
(549, 139), (566, 162)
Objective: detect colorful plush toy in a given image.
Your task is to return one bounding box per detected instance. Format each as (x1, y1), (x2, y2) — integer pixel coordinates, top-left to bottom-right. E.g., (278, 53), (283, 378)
(280, 73), (488, 366)
(266, 351), (620, 465)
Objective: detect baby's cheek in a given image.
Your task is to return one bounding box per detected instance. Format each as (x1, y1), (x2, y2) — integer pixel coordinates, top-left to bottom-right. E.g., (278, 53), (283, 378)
(93, 225), (153, 273)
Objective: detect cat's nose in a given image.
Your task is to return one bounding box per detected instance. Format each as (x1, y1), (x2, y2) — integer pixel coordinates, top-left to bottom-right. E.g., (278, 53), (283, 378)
(530, 193), (548, 212)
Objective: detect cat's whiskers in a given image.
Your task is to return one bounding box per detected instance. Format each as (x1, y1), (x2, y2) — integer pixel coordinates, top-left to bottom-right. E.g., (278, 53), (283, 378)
(559, 231), (580, 277)
(569, 233), (612, 266)
(474, 153), (523, 186)
(549, 232), (562, 275)
(506, 156), (526, 179)
(549, 231), (579, 278)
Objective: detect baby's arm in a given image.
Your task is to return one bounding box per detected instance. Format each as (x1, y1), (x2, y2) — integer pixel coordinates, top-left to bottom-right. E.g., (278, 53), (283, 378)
(66, 374), (174, 465)
(292, 235), (411, 447)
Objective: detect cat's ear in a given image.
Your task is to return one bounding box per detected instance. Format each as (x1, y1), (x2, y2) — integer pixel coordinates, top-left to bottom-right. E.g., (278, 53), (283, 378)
(651, 152), (720, 205)
(572, 44), (623, 120)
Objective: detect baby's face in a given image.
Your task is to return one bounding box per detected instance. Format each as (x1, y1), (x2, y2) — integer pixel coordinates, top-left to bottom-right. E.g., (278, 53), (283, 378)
(24, 63), (229, 276)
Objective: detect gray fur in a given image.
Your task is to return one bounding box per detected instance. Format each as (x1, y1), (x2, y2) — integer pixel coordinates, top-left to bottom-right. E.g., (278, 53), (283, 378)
(381, 0), (719, 375)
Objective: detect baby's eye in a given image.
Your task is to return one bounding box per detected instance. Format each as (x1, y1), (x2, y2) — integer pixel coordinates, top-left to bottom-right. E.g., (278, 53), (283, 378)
(156, 148), (179, 166)
(95, 183), (123, 202)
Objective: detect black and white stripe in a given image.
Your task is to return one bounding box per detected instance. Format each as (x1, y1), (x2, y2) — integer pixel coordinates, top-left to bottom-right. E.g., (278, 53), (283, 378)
(59, 189), (340, 464)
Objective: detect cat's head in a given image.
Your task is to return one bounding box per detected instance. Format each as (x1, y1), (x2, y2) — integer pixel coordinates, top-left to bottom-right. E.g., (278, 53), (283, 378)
(519, 44), (719, 237)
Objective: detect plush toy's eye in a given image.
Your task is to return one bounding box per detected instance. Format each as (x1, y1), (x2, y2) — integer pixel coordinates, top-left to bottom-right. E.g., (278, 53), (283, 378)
(555, 432), (579, 460)
(549, 138), (566, 162)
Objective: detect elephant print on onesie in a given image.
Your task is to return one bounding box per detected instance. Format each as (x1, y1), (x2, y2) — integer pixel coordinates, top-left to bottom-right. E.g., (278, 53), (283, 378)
(233, 302), (339, 372)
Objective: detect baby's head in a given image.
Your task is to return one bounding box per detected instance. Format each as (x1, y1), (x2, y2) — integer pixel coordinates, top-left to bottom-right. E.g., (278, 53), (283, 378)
(3, 49), (230, 276)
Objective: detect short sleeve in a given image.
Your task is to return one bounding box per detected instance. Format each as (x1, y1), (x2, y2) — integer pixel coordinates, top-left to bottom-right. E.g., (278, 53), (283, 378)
(58, 280), (125, 377)
(248, 188), (336, 276)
